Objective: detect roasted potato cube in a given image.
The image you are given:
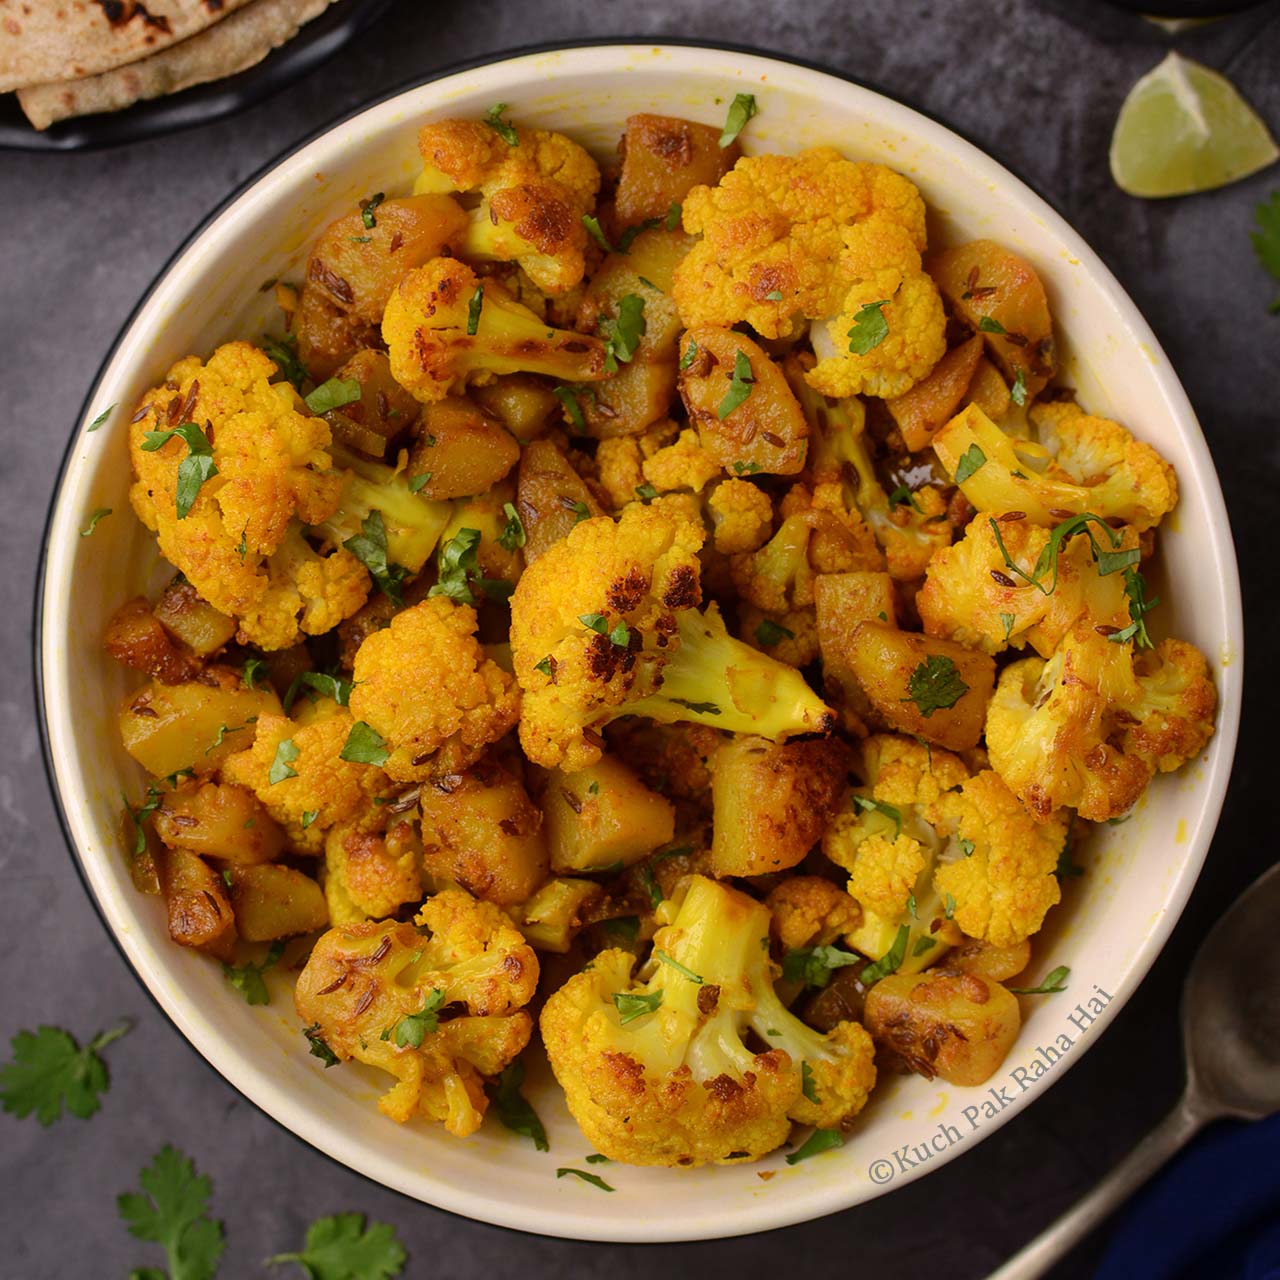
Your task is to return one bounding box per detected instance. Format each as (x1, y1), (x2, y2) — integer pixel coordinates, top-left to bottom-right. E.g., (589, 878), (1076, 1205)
(419, 760), (549, 905)
(844, 621), (994, 752)
(509, 877), (604, 952)
(153, 781), (286, 865)
(943, 937), (1031, 983)
(864, 969), (1021, 1086)
(885, 334), (983, 452)
(406, 396), (520, 501)
(615, 114), (740, 224)
(158, 846), (236, 959)
(964, 357), (1012, 421)
(471, 375), (560, 443)
(104, 596), (201, 684)
(324, 348), (421, 458)
(294, 194), (469, 381)
(437, 482), (523, 586)
(930, 240), (1055, 399)
(118, 675), (283, 778)
(226, 864), (328, 941)
(679, 327), (808, 475)
(815, 572), (898, 732)
(516, 439), (605, 562)
(152, 577), (237, 658)
(543, 755), (676, 874)
(575, 230), (693, 438)
(709, 736), (848, 877)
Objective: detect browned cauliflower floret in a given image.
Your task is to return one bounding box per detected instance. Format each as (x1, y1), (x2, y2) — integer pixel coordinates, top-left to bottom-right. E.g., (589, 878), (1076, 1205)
(641, 428), (722, 494)
(349, 596), (521, 783)
(985, 622), (1216, 822)
(807, 219), (948, 400)
(221, 702), (389, 853)
(383, 258), (606, 404)
(509, 504), (831, 771)
(323, 807), (424, 925)
(918, 514), (1139, 658)
(764, 876), (863, 951)
(672, 147), (926, 339)
(931, 771), (1067, 947)
(540, 876), (875, 1165)
(294, 889), (538, 1136)
(845, 834), (927, 922)
(933, 403), (1178, 533)
(415, 118), (601, 294)
(129, 342), (371, 650)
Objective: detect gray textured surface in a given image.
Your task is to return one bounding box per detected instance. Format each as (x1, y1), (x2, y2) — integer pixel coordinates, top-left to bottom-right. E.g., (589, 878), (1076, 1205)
(1, 1), (1277, 1276)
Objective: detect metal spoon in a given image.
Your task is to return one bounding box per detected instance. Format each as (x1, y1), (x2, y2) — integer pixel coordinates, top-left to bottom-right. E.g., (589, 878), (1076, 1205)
(989, 861), (1280, 1280)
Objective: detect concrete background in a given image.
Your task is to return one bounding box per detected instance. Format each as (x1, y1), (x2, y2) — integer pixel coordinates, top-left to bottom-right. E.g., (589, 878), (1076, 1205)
(1, 0), (1277, 1275)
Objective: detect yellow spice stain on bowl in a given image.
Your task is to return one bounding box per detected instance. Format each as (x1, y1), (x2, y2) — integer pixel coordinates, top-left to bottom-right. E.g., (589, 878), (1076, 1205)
(928, 1092), (949, 1117)
(1176, 819), (1188, 844)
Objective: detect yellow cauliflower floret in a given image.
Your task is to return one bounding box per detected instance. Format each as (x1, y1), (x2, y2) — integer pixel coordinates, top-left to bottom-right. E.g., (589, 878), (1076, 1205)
(860, 733), (971, 808)
(706, 479), (774, 554)
(415, 118), (601, 294)
(919, 514), (1136, 658)
(221, 704), (389, 853)
(642, 428), (722, 495)
(594, 421), (681, 509)
(986, 622), (1215, 823)
(846, 833), (927, 921)
(931, 771), (1066, 947)
(764, 876), (864, 951)
(672, 147), (926, 339)
(129, 342), (369, 650)
(540, 876), (875, 1165)
(738, 603), (819, 668)
(807, 219), (948, 400)
(294, 891), (538, 1136)
(349, 596), (521, 783)
(323, 809), (423, 925)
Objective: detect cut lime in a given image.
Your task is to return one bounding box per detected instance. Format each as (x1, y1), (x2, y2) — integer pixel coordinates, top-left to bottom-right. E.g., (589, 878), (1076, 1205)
(1109, 51), (1278, 198)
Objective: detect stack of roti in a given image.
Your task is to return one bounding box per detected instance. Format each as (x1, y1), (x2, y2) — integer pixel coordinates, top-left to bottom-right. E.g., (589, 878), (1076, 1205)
(0, 0), (339, 131)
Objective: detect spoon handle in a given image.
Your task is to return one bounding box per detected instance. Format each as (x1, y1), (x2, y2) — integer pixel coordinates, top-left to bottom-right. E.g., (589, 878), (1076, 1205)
(986, 1093), (1208, 1280)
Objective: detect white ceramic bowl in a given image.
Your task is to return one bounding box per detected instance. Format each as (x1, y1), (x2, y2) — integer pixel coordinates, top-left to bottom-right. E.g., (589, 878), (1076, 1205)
(38, 43), (1242, 1242)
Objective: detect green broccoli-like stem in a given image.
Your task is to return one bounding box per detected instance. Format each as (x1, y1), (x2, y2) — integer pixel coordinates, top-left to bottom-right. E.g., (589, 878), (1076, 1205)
(620, 604), (833, 740)
(319, 443), (452, 572)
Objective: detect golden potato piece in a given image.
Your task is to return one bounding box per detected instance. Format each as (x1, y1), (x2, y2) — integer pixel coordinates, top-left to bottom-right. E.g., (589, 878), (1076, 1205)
(153, 781), (285, 865)
(709, 736), (848, 877)
(864, 969), (1021, 1086)
(104, 596), (201, 685)
(679, 326), (808, 476)
(408, 396), (520, 500)
(515, 439), (605, 562)
(885, 334), (983, 452)
(615, 114), (740, 224)
(157, 846), (236, 959)
(844, 621), (994, 751)
(543, 754), (676, 874)
(323, 349), (421, 459)
(226, 864), (328, 941)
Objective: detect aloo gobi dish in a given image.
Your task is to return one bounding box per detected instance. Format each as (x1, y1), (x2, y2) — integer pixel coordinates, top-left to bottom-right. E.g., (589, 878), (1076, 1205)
(105, 99), (1216, 1169)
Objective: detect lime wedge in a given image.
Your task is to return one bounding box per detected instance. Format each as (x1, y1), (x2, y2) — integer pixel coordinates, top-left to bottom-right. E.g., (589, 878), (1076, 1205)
(1109, 51), (1278, 198)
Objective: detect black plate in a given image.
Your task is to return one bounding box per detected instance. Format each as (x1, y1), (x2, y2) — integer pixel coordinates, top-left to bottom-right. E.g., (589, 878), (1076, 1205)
(0, 0), (397, 152)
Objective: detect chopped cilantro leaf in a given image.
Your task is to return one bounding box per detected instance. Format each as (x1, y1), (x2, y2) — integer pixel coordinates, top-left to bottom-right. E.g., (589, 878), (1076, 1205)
(653, 949), (703, 984)
(718, 92), (758, 147)
(860, 925), (910, 984)
(390, 989), (446, 1048)
(753, 618), (795, 646)
(304, 376), (362, 415)
(613, 990), (662, 1024)
(484, 103), (519, 146)
(717, 349), (755, 418)
(978, 315), (1007, 334)
(80, 507), (112, 537)
(360, 191), (385, 229)
(486, 1061), (549, 1152)
(1009, 965), (1071, 995)
(340, 721), (389, 767)
(785, 1128), (843, 1164)
(782, 945), (862, 989)
(953, 443), (987, 484)
(222, 941), (285, 1007)
(140, 421), (217, 519)
(86, 404), (115, 433)
(0, 1021), (130, 1125)
(847, 299), (890, 355)
(600, 294), (646, 372)
(268, 739), (299, 785)
(556, 1167), (615, 1192)
(903, 655), (969, 717)
(466, 283), (484, 336)
(498, 501), (526, 551)
(853, 794), (903, 840)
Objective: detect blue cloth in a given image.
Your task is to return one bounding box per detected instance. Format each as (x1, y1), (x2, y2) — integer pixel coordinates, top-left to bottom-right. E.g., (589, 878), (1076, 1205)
(1095, 1111), (1280, 1279)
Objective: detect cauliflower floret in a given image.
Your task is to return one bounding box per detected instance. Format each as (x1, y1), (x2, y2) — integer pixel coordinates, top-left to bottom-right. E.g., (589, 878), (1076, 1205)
(540, 876), (876, 1165)
(807, 219), (947, 400)
(510, 503), (832, 770)
(415, 118), (601, 294)
(294, 890), (538, 1136)
(383, 258), (606, 404)
(221, 703), (389, 853)
(323, 808), (424, 925)
(349, 596), (521, 783)
(672, 147), (926, 339)
(823, 735), (970, 967)
(706, 479), (773, 554)
(933, 403), (1178, 532)
(738, 603), (819, 669)
(986, 622), (1215, 822)
(931, 771), (1066, 947)
(642, 428), (722, 495)
(845, 834), (927, 921)
(129, 342), (371, 650)
(764, 877), (864, 951)
(918, 513), (1137, 658)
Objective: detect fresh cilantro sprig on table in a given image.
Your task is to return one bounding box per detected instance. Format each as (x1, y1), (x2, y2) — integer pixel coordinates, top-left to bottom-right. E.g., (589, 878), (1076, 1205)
(268, 1212), (407, 1279)
(1252, 191), (1280, 313)
(0, 1021), (130, 1125)
(118, 1145), (225, 1280)
(223, 942), (286, 1006)
(486, 1061), (549, 1152)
